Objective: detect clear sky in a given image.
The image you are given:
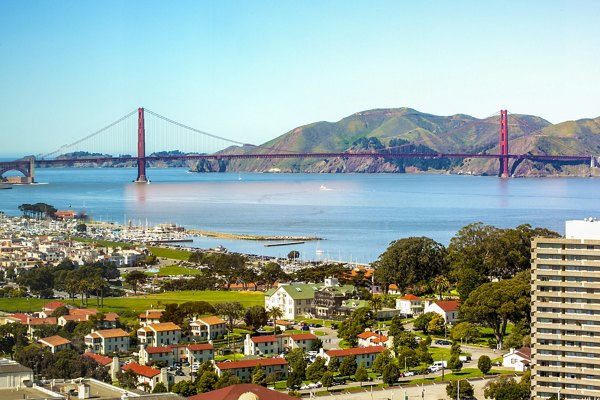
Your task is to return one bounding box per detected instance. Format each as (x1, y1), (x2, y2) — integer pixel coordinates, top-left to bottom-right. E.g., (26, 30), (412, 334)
(1, 0), (599, 156)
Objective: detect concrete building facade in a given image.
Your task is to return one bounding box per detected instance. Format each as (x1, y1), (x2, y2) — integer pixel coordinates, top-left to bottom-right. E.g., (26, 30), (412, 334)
(531, 218), (600, 399)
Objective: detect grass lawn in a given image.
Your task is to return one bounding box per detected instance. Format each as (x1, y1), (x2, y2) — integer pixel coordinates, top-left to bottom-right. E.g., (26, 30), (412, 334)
(148, 246), (192, 261)
(0, 290), (264, 314)
(71, 237), (131, 248)
(146, 265), (201, 276)
(407, 368), (516, 385)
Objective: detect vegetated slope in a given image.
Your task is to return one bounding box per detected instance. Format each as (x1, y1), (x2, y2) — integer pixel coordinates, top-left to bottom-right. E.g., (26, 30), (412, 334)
(191, 108), (553, 174)
(458, 116), (600, 177)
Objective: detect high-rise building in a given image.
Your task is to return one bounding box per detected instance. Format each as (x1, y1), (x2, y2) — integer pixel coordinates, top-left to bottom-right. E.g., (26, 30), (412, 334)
(531, 218), (600, 399)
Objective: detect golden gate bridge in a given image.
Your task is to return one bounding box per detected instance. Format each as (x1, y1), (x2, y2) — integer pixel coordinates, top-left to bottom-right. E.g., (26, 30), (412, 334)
(0, 108), (593, 183)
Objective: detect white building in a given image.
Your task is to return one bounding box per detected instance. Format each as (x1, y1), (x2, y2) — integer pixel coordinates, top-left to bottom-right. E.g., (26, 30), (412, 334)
(0, 359), (33, 388)
(84, 328), (130, 355)
(395, 294), (424, 316)
(423, 300), (460, 324)
(243, 333), (319, 356)
(265, 283), (321, 320)
(121, 362), (172, 391)
(502, 347), (531, 372)
(190, 316), (227, 340)
(322, 346), (385, 368)
(137, 322), (181, 347)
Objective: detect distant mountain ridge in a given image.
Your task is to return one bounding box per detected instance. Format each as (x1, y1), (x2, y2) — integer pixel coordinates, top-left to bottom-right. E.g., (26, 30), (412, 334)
(192, 108), (600, 177)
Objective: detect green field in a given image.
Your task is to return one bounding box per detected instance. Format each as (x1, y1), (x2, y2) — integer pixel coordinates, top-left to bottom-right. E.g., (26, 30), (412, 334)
(0, 290), (264, 314)
(148, 246), (192, 261)
(146, 265), (201, 276)
(71, 237), (131, 248)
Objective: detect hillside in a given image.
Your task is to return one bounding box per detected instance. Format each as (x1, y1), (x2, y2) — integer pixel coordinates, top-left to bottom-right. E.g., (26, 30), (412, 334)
(191, 108), (600, 176)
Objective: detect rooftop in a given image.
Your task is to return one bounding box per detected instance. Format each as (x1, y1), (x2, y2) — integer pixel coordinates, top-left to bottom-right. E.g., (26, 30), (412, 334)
(326, 345), (385, 358)
(215, 358), (288, 370)
(122, 362), (161, 378)
(188, 383), (296, 400)
(38, 335), (71, 347)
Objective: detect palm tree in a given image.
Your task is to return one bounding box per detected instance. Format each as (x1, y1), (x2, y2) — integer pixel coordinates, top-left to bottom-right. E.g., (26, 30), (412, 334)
(267, 307), (284, 335)
(369, 296), (383, 329)
(433, 276), (450, 300)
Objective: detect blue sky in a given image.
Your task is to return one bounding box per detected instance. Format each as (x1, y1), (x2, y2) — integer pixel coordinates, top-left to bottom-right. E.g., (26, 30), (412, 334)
(1, 1), (599, 156)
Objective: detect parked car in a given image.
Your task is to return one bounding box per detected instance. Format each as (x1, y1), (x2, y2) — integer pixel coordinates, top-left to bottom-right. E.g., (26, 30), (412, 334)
(404, 371), (415, 377)
(435, 339), (452, 345)
(301, 325), (310, 331)
(309, 323), (322, 328)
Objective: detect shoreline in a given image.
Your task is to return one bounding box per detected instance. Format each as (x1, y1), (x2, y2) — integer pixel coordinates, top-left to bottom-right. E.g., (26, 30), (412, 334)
(188, 229), (321, 241)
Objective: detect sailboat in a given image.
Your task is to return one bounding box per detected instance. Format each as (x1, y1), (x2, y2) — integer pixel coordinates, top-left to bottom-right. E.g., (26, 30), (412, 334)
(315, 240), (324, 255)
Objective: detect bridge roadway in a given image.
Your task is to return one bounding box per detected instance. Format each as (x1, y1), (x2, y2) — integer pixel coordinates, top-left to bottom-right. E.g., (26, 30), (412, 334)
(25, 151), (594, 165)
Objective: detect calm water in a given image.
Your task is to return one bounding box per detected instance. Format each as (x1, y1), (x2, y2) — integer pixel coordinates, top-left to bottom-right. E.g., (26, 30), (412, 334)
(1, 168), (599, 263)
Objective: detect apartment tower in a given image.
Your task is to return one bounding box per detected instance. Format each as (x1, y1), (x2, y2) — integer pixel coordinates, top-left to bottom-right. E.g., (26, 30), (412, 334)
(531, 218), (600, 399)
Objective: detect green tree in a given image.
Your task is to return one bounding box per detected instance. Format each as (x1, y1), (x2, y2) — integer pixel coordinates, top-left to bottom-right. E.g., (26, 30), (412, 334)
(310, 338), (323, 351)
(496, 384), (530, 400)
(259, 262), (287, 291)
(426, 313), (446, 335)
(355, 361), (368, 386)
(372, 349), (393, 373)
(484, 375), (517, 399)
(171, 380), (197, 396)
(244, 306), (268, 331)
(394, 332), (418, 350)
(338, 355), (358, 377)
(446, 379), (474, 400)
(287, 250), (300, 260)
(432, 275), (450, 300)
(451, 322), (480, 344)
(76, 223), (87, 232)
(286, 369), (303, 389)
(337, 307), (374, 346)
(125, 270), (147, 295)
(215, 371), (239, 389)
(374, 237), (447, 294)
(321, 371), (334, 391)
(413, 312), (436, 333)
(305, 356), (326, 382)
(251, 364), (267, 386)
(477, 355), (492, 375)
(450, 342), (462, 356)
(461, 271), (530, 349)
(327, 356), (340, 372)
(152, 382), (167, 393)
(448, 354), (463, 372)
(117, 370), (138, 390)
(397, 347), (419, 370)
(387, 315), (405, 339)
(382, 362), (400, 386)
(215, 302), (245, 333)
(416, 342), (433, 365)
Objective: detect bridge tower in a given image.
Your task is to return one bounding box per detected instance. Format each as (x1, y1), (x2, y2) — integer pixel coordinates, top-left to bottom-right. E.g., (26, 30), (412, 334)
(499, 109), (509, 178)
(135, 107), (149, 183)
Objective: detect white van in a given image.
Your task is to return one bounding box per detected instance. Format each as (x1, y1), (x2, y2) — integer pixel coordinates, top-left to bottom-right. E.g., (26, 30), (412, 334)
(429, 361), (447, 372)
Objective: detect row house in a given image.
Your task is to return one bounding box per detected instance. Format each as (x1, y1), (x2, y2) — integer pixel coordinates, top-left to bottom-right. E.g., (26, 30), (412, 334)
(84, 328), (130, 355)
(214, 358), (288, 382)
(121, 362), (172, 392)
(137, 322), (181, 346)
(138, 309), (164, 327)
(243, 333), (319, 356)
(321, 345), (385, 368)
(38, 335), (72, 353)
(138, 343), (214, 366)
(190, 316), (227, 340)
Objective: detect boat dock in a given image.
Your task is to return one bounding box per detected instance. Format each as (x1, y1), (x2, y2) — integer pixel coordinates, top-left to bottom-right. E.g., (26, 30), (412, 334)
(264, 241), (305, 247)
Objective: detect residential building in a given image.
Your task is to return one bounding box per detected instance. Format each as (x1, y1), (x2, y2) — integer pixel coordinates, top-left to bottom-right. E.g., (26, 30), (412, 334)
(214, 358), (288, 381)
(82, 352), (120, 379)
(188, 383), (297, 400)
(39, 301), (67, 318)
(137, 322), (181, 346)
(531, 218), (600, 399)
(265, 282), (321, 320)
(138, 343), (214, 366)
(38, 335), (71, 353)
(357, 330), (393, 348)
(186, 343), (215, 365)
(190, 316), (227, 340)
(321, 346), (385, 368)
(139, 346), (174, 366)
(338, 299), (399, 320)
(138, 309), (164, 327)
(423, 300), (460, 324)
(310, 278), (355, 319)
(395, 294), (424, 316)
(502, 347), (531, 372)
(84, 328), (130, 355)
(243, 333), (319, 356)
(0, 359), (33, 388)
(121, 362), (172, 391)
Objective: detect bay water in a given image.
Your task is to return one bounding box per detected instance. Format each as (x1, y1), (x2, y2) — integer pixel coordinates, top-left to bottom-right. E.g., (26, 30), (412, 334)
(1, 167), (599, 264)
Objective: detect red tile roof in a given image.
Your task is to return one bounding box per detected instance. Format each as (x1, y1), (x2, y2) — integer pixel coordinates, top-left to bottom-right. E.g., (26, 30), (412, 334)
(251, 335), (279, 343)
(215, 358), (288, 370)
(326, 346), (386, 358)
(187, 343), (214, 351)
(401, 294), (421, 301)
(434, 300), (461, 312)
(289, 333), (317, 341)
(83, 352), (112, 366)
(357, 332), (377, 339)
(196, 316), (226, 325)
(95, 328), (129, 338)
(27, 317), (57, 326)
(144, 346), (173, 354)
(147, 322), (181, 332)
(38, 335), (71, 347)
(43, 301), (66, 311)
(122, 362), (161, 378)
(188, 383), (297, 400)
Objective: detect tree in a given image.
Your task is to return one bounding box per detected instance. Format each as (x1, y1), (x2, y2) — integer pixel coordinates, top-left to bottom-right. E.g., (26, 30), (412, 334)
(432, 275), (450, 300)
(496, 384), (530, 400)
(484, 375), (517, 399)
(152, 382), (167, 393)
(394, 332), (418, 350)
(287, 250), (300, 260)
(372, 349), (393, 373)
(244, 306), (268, 331)
(171, 380), (197, 397)
(327, 356), (340, 372)
(373, 237), (447, 294)
(215, 371), (239, 389)
(197, 370), (218, 393)
(448, 354), (462, 372)
(252, 365), (267, 387)
(477, 355), (492, 376)
(125, 270), (147, 295)
(338, 355), (357, 377)
(450, 342), (462, 356)
(305, 356), (326, 382)
(461, 272), (530, 349)
(446, 379), (474, 400)
(426, 313), (446, 335)
(117, 369), (138, 390)
(451, 322), (480, 344)
(368, 296), (383, 321)
(416, 342), (433, 365)
(215, 302), (245, 333)
(310, 338), (323, 351)
(321, 371), (334, 391)
(397, 347), (419, 370)
(266, 307), (284, 331)
(259, 262), (287, 290)
(355, 361), (368, 386)
(76, 223), (87, 232)
(337, 307), (374, 346)
(387, 315), (405, 339)
(286, 369), (303, 389)
(413, 312), (436, 333)
(382, 362), (400, 386)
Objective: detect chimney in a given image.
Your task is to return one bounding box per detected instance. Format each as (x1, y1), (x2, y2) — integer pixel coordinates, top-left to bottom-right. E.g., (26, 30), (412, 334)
(111, 357), (119, 380)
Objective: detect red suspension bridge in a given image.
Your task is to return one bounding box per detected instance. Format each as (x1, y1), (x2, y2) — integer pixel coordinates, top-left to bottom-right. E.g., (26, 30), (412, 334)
(0, 107), (594, 183)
